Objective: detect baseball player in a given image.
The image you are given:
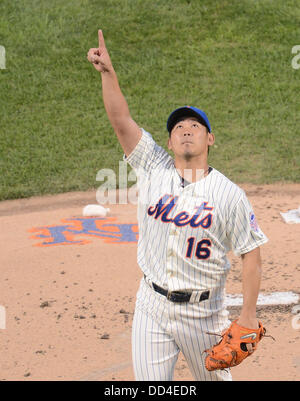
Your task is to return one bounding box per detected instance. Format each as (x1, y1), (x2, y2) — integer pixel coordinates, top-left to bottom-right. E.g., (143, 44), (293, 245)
(87, 30), (268, 381)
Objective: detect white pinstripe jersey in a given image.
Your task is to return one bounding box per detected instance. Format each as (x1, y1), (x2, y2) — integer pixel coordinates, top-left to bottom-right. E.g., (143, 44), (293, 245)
(124, 129), (268, 296)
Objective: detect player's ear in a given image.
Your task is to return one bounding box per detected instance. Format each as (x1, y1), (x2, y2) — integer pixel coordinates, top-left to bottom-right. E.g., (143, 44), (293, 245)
(167, 136), (172, 150)
(208, 132), (215, 146)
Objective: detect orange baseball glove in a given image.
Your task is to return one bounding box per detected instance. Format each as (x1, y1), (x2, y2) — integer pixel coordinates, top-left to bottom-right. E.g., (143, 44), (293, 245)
(204, 320), (268, 371)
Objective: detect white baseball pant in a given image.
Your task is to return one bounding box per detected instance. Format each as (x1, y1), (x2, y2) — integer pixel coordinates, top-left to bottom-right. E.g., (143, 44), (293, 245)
(132, 278), (232, 381)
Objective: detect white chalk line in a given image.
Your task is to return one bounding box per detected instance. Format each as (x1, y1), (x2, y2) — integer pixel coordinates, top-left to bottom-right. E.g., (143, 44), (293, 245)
(225, 291), (299, 307)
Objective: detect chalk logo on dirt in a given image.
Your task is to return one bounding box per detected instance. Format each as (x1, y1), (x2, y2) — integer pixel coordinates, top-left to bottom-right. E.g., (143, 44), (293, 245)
(29, 217), (138, 246)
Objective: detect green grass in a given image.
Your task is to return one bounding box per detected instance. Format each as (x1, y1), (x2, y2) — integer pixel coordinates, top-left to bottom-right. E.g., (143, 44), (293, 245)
(0, 0), (299, 200)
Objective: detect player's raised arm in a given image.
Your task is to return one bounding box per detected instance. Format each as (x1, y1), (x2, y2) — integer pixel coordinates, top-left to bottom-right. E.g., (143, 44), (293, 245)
(87, 30), (142, 156)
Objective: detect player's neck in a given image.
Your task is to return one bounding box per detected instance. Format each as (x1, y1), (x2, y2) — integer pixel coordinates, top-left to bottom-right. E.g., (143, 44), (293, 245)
(174, 157), (210, 183)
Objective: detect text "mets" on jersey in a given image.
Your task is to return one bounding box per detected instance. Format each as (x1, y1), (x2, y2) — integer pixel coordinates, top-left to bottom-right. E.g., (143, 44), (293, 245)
(147, 194), (213, 229)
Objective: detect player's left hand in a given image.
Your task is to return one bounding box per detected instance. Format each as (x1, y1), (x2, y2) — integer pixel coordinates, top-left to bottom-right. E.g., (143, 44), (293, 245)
(204, 319), (267, 371)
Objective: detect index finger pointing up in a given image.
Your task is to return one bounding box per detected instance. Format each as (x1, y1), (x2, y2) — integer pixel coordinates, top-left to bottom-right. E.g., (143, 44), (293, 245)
(98, 29), (106, 49)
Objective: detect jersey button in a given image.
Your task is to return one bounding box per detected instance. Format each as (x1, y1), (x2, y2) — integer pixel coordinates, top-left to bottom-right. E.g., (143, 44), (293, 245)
(167, 249), (174, 257)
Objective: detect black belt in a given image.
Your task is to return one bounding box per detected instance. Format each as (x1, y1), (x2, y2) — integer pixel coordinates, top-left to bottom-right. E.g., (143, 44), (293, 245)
(145, 275), (210, 303)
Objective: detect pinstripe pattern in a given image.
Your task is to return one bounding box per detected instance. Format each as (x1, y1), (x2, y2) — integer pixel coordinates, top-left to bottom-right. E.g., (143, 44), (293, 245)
(132, 279), (232, 381)
(125, 129), (268, 381)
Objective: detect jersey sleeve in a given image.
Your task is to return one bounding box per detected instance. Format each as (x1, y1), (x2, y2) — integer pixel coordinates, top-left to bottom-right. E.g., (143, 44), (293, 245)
(123, 128), (172, 173)
(226, 191), (268, 256)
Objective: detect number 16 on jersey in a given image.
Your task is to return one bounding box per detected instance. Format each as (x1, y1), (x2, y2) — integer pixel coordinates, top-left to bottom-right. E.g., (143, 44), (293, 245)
(186, 237), (212, 260)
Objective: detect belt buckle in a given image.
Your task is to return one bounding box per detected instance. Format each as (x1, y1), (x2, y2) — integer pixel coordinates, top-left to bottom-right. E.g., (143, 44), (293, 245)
(167, 290), (172, 301)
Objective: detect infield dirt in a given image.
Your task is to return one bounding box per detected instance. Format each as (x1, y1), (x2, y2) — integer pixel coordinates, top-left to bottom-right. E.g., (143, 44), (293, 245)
(0, 183), (299, 381)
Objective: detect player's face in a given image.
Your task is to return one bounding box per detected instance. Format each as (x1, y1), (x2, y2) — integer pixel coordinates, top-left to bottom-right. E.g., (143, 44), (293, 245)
(167, 117), (214, 160)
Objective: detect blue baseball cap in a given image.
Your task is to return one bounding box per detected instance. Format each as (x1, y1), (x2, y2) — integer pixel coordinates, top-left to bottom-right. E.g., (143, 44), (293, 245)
(167, 106), (211, 134)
